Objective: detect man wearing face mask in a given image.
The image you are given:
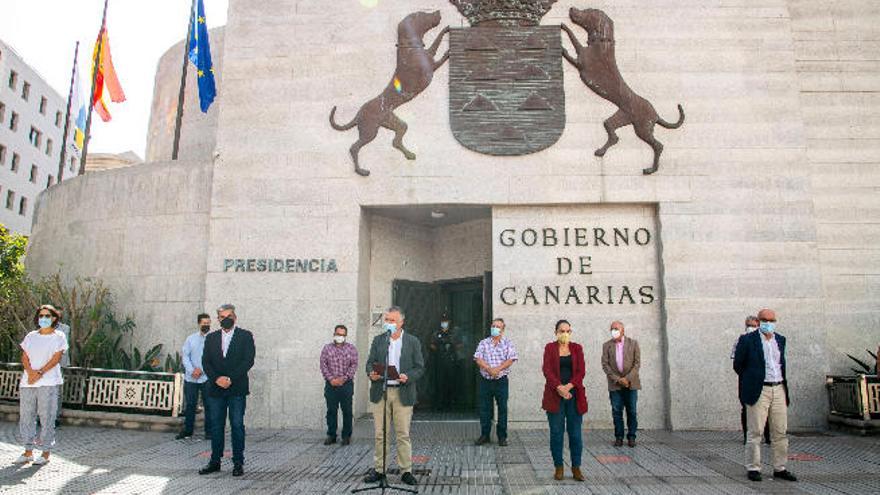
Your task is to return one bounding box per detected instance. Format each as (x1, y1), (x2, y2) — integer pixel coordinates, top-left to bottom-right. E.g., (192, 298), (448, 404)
(199, 304), (255, 477)
(601, 321), (641, 447)
(177, 313), (213, 440)
(473, 318), (518, 446)
(731, 316), (769, 445)
(733, 308), (797, 483)
(320, 324), (358, 446)
(429, 314), (462, 411)
(363, 306), (425, 486)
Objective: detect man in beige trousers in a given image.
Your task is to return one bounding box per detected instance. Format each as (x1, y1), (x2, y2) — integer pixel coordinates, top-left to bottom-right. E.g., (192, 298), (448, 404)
(733, 308), (797, 483)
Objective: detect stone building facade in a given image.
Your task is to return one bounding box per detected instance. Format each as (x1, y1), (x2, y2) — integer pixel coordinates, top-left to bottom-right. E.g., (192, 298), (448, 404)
(25, 1), (880, 430)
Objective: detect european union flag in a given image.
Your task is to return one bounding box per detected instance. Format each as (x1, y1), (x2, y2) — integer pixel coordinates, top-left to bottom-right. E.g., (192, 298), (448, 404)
(188, 0), (216, 112)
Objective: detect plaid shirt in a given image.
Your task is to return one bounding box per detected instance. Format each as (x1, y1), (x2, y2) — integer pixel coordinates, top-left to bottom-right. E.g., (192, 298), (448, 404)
(320, 342), (358, 382)
(473, 336), (518, 380)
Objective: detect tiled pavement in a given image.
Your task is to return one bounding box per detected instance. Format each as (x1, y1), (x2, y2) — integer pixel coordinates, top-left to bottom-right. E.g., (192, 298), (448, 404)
(0, 419), (877, 494)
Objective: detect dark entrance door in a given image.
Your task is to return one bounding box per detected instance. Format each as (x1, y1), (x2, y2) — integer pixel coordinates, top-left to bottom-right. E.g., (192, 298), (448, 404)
(392, 275), (490, 414)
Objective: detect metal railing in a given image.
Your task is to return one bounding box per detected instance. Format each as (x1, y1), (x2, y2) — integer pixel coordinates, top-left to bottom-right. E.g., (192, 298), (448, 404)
(0, 363), (183, 417)
(826, 374), (880, 421)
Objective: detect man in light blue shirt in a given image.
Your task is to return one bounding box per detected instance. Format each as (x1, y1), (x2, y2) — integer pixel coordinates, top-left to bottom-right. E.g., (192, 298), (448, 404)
(177, 313), (212, 440)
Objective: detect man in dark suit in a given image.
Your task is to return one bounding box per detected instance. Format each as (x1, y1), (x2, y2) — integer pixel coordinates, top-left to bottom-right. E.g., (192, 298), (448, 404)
(198, 304), (256, 477)
(733, 308), (796, 483)
(601, 321), (641, 447)
(362, 306), (425, 487)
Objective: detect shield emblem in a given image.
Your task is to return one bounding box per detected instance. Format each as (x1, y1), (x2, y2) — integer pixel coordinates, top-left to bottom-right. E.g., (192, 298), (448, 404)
(449, 26), (565, 156)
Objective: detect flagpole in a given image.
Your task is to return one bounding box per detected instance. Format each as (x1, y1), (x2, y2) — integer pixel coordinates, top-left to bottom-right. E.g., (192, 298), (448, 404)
(172, 0), (197, 160)
(79, 0), (109, 176)
(57, 41), (79, 183)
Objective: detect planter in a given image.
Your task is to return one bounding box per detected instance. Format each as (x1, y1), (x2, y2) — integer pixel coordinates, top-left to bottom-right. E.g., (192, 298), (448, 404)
(826, 374), (880, 435)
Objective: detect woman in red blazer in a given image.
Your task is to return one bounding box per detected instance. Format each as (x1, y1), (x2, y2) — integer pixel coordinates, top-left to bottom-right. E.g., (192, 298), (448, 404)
(542, 319), (587, 482)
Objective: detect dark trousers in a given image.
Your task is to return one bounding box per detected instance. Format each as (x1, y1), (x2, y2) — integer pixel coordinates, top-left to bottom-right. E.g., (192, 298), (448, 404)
(324, 380), (353, 439)
(435, 358), (458, 409)
(610, 389), (638, 440)
(183, 381), (211, 436)
(478, 376), (508, 439)
(547, 397), (583, 467)
(207, 394), (246, 465)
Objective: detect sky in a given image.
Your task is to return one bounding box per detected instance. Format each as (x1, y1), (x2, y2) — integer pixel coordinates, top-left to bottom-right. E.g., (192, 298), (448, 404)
(0, 0), (228, 159)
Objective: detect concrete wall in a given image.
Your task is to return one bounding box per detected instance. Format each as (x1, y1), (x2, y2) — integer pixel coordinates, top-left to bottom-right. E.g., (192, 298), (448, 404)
(145, 28), (224, 163)
(789, 2), (880, 374)
(26, 160), (212, 356)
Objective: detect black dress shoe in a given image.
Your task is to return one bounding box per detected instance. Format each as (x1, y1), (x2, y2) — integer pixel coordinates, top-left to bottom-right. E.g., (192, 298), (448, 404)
(341, 437), (351, 446)
(176, 431), (193, 440)
(747, 470), (762, 482)
(497, 438), (508, 447)
(232, 464), (244, 477)
(323, 436), (337, 445)
(401, 472), (417, 486)
(363, 469), (385, 483)
(614, 438), (624, 447)
(199, 463), (221, 475)
(773, 469), (797, 481)
(474, 436), (490, 446)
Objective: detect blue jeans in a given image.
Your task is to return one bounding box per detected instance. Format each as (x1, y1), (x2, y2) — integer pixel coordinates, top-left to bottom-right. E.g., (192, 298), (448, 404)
(547, 396), (583, 467)
(609, 389), (638, 440)
(478, 376), (508, 439)
(207, 394), (246, 465)
(324, 380), (353, 439)
(183, 381), (211, 436)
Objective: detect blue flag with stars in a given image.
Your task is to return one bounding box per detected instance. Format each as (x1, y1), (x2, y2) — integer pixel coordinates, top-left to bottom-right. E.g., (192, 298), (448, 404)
(188, 0), (216, 112)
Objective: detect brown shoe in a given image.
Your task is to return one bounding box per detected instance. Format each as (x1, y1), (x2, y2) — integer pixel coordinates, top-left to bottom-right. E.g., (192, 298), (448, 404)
(627, 438), (636, 448)
(572, 467), (585, 481)
(614, 438), (624, 447)
(554, 466), (564, 480)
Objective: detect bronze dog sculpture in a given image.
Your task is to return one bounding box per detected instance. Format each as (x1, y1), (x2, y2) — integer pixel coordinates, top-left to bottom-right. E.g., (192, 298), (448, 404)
(562, 8), (684, 175)
(330, 11), (449, 176)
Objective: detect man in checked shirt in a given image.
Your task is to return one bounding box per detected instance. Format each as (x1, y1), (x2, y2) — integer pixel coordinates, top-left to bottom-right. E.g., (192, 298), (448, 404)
(473, 318), (518, 446)
(320, 324), (358, 446)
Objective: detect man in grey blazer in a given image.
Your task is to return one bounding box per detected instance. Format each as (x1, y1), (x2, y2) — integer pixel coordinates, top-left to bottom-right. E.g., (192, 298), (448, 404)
(363, 306), (425, 487)
(601, 321), (641, 447)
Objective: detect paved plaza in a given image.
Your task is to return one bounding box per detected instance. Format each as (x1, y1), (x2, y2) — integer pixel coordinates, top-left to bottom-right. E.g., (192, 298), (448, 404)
(0, 419), (877, 494)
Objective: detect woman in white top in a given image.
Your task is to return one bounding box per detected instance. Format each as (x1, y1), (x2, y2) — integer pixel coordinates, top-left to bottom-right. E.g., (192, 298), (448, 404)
(14, 304), (68, 465)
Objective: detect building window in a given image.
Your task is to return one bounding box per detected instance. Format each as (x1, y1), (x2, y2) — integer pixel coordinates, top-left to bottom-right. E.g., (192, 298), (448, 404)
(28, 127), (42, 148)
(47, 175), (54, 188)
(9, 111), (18, 131)
(45, 138), (53, 157)
(39, 96), (47, 115)
(0, 101), (5, 122)
(18, 196), (27, 216)
(5, 190), (14, 210)
(29, 164), (38, 183)
(21, 81), (30, 101)
(0, 144), (5, 165)
(11, 153), (19, 172)
(55, 111), (62, 127)
(8, 70), (17, 90)
(69, 156), (76, 173)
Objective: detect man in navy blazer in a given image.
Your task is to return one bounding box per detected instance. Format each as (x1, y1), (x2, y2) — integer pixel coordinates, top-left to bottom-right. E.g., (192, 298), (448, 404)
(198, 304), (256, 477)
(733, 308), (796, 483)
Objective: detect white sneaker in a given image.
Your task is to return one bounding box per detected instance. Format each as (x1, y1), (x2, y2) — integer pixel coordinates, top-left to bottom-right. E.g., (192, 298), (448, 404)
(13, 455), (33, 464)
(32, 456), (49, 465)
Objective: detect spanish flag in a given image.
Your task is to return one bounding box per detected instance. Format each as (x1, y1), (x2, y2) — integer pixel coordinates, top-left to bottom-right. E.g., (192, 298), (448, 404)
(91, 28), (125, 122)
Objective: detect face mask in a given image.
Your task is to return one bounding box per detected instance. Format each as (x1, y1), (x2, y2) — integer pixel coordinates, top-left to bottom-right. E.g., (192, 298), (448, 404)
(333, 335), (346, 344)
(200, 325), (210, 333)
(220, 317), (235, 330)
(38, 317), (53, 329)
(759, 322), (775, 334)
(440, 322), (449, 330)
(611, 329), (621, 340)
(383, 322), (397, 333)
(746, 325), (758, 332)
(557, 333), (570, 344)
(490, 327), (501, 337)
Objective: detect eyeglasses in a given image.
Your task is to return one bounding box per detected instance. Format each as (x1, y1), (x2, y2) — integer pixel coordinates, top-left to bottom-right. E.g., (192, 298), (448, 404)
(38, 313), (52, 318)
(759, 318), (776, 323)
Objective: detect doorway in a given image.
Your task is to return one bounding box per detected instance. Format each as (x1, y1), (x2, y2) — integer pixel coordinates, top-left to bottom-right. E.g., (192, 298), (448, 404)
(393, 274), (491, 415)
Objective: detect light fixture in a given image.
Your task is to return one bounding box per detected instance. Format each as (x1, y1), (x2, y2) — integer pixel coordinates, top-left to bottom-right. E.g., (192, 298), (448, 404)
(431, 209), (446, 219)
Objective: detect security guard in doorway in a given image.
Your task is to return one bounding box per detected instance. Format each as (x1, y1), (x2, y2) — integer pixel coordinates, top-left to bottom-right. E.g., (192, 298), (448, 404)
(429, 313), (463, 411)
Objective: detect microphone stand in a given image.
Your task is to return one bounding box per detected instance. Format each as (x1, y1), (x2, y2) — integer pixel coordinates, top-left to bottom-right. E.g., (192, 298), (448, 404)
(353, 328), (418, 494)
